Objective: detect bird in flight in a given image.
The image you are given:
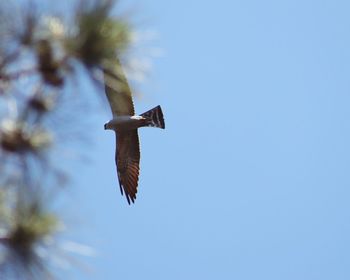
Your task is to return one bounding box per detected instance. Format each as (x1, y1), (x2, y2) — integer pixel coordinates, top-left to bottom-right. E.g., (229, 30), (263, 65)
(103, 60), (165, 204)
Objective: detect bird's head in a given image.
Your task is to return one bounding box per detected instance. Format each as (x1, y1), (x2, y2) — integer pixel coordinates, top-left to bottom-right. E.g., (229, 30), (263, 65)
(104, 121), (111, 130)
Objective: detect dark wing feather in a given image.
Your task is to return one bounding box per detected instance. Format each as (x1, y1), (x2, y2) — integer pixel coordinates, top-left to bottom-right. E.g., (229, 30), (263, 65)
(115, 130), (140, 204)
(103, 59), (135, 116)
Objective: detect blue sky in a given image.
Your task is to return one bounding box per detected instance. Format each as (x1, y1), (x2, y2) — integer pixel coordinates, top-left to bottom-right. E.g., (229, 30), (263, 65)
(58, 1), (350, 279)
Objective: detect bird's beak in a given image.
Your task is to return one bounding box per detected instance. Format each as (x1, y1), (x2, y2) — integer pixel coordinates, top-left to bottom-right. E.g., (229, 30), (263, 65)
(104, 123), (107, 130)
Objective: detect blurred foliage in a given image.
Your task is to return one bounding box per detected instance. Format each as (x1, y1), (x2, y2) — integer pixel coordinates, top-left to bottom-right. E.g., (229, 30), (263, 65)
(2, 191), (58, 263)
(65, 0), (131, 67)
(0, 0), (134, 278)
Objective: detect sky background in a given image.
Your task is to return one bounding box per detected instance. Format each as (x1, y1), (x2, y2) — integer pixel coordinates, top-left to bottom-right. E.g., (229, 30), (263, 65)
(54, 1), (350, 279)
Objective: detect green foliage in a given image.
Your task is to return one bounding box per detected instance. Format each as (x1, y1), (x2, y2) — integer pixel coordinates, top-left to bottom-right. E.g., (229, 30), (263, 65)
(65, 0), (131, 67)
(7, 198), (58, 257)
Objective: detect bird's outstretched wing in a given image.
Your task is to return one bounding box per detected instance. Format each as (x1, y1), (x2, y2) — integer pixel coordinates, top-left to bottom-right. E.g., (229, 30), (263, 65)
(115, 130), (140, 204)
(103, 59), (135, 116)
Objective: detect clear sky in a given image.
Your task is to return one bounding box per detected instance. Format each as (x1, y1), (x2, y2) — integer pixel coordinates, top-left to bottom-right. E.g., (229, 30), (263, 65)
(58, 1), (350, 279)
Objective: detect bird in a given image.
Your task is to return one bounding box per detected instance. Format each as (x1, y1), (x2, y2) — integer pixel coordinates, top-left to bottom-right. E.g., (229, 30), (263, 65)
(103, 60), (165, 204)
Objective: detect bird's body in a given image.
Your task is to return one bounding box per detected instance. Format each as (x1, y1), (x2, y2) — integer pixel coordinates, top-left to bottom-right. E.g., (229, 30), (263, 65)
(105, 115), (146, 131)
(103, 60), (165, 204)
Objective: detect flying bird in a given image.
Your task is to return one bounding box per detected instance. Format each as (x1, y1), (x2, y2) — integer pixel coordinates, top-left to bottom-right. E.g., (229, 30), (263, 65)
(103, 61), (165, 204)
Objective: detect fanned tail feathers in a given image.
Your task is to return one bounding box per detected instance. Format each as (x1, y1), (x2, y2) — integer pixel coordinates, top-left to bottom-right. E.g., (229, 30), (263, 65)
(141, 105), (165, 129)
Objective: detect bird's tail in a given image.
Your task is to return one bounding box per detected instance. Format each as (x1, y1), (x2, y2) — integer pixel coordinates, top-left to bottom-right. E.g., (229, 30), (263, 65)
(141, 105), (165, 129)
